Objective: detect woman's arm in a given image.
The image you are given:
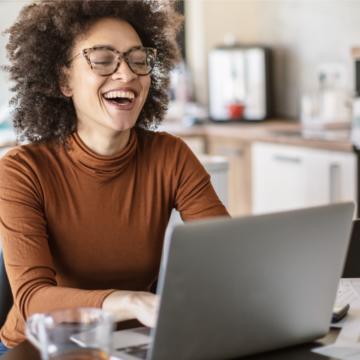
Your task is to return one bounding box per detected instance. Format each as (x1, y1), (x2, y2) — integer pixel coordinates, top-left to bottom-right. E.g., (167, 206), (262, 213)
(0, 151), (157, 326)
(172, 139), (230, 221)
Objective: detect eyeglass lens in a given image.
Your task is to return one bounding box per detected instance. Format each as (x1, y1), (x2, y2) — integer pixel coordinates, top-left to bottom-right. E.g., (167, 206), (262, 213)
(88, 48), (156, 76)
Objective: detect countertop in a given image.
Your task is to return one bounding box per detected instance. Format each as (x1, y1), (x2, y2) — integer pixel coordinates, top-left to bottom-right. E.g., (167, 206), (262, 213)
(158, 119), (354, 153)
(0, 119), (353, 153)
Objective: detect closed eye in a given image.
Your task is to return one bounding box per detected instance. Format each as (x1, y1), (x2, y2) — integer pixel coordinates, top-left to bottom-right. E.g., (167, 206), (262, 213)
(93, 61), (113, 65)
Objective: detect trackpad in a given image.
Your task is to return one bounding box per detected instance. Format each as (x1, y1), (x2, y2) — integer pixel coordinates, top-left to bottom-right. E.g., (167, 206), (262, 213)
(113, 327), (151, 358)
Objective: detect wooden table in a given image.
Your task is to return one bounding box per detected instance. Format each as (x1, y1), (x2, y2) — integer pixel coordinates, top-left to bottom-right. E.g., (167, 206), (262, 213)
(1, 330), (340, 360)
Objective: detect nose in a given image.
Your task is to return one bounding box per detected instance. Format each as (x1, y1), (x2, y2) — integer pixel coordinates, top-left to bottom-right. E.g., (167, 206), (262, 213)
(111, 59), (137, 82)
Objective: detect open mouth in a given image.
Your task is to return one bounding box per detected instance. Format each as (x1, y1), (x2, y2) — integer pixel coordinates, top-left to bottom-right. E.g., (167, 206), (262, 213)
(102, 90), (136, 109)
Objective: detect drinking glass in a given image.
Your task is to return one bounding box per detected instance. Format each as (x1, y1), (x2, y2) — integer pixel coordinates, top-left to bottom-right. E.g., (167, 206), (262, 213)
(26, 307), (115, 360)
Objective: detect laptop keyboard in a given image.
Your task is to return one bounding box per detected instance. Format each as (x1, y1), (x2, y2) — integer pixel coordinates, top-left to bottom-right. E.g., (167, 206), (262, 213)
(116, 343), (149, 359)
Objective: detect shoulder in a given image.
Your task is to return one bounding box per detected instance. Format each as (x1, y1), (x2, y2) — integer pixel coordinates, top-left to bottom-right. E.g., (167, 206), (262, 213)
(136, 127), (190, 154)
(135, 128), (206, 176)
(0, 141), (60, 175)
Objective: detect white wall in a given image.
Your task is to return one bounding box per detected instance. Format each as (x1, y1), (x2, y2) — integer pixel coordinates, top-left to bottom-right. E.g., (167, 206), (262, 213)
(3, 0), (360, 120)
(0, 1), (30, 110)
(186, 0), (360, 118)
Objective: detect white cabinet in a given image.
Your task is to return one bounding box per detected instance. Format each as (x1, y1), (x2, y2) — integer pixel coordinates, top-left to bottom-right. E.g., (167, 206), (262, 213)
(251, 142), (356, 215)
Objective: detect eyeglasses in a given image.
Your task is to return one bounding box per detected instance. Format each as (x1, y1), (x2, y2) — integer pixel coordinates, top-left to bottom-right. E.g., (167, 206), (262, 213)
(69, 46), (157, 76)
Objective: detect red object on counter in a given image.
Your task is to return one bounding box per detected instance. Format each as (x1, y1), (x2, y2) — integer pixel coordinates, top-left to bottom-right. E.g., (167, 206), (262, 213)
(227, 102), (245, 119)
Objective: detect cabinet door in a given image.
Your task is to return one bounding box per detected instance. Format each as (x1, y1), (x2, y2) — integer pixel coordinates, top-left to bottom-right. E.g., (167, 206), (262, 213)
(325, 151), (356, 204)
(207, 137), (251, 216)
(252, 143), (312, 214)
(252, 142), (357, 215)
(181, 136), (206, 155)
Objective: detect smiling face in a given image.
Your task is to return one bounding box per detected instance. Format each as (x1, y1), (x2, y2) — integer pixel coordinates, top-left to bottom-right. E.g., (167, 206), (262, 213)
(62, 18), (151, 138)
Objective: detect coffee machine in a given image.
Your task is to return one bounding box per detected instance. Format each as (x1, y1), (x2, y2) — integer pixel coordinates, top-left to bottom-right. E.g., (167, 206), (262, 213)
(208, 45), (272, 121)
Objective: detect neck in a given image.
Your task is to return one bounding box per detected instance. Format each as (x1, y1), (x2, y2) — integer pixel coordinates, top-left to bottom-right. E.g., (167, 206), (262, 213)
(76, 127), (131, 156)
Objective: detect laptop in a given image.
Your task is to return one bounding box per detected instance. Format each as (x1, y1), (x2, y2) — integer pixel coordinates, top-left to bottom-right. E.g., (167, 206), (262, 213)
(112, 203), (354, 360)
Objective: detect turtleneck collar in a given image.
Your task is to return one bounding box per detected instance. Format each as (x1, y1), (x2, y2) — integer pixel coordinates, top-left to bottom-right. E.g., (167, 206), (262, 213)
(66, 129), (138, 177)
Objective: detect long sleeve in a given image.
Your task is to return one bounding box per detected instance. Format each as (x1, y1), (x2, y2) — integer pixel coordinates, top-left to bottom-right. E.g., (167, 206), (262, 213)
(172, 139), (230, 221)
(0, 152), (115, 322)
(0, 129), (229, 348)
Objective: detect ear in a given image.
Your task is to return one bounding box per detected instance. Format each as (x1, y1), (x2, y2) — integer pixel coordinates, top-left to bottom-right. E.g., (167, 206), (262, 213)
(59, 66), (73, 97)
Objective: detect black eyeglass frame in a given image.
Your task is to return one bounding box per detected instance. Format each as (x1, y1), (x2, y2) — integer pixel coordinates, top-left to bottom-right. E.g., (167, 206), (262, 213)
(68, 45), (157, 76)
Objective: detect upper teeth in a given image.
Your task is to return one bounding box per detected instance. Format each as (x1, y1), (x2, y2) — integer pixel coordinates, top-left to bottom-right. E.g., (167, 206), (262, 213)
(104, 90), (135, 100)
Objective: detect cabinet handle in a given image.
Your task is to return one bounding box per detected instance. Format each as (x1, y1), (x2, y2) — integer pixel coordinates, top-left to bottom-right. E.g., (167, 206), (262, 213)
(273, 155), (302, 164)
(329, 163), (340, 203)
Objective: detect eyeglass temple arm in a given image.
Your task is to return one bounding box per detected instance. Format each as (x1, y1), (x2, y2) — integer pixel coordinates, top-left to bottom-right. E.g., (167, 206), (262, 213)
(66, 52), (83, 65)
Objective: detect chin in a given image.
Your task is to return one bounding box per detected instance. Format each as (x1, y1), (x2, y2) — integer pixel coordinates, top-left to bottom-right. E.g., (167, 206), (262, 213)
(108, 119), (137, 133)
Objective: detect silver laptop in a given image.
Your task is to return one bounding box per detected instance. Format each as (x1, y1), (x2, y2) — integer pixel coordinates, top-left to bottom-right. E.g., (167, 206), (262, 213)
(113, 203), (354, 360)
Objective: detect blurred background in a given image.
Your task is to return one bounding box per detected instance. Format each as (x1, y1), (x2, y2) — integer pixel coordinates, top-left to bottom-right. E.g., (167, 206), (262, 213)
(1, 0), (360, 218)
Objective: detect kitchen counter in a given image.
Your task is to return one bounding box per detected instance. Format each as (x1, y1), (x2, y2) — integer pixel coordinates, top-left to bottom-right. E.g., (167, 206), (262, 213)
(158, 119), (353, 153)
(0, 119), (352, 153)
(159, 118), (356, 217)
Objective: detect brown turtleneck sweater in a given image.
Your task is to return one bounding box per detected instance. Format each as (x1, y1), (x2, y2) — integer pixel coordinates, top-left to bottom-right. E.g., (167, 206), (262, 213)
(0, 128), (228, 348)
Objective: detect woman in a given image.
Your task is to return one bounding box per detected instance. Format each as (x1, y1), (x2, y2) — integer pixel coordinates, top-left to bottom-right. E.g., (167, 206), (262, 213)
(0, 0), (228, 353)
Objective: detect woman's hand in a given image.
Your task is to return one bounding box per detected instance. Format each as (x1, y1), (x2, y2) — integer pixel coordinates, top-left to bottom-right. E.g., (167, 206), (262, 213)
(102, 290), (160, 328)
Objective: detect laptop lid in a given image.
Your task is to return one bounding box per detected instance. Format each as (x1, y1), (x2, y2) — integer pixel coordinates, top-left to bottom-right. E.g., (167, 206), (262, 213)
(149, 202), (354, 360)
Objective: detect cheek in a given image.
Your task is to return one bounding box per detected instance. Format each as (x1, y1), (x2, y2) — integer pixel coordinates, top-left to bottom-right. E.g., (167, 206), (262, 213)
(71, 72), (105, 105)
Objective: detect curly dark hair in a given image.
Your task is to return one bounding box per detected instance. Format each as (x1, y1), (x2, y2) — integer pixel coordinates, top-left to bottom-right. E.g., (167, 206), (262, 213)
(3, 0), (183, 143)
